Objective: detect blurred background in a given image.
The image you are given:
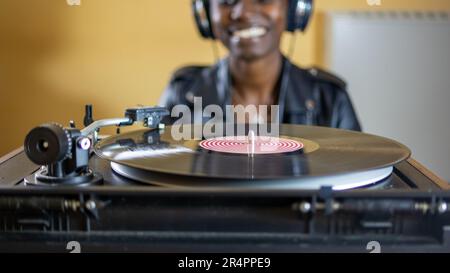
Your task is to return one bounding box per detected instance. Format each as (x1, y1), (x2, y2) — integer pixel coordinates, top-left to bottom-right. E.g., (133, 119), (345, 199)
(0, 0), (449, 180)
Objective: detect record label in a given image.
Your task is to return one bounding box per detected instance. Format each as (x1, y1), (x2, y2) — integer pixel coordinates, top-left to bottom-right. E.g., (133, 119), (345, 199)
(199, 136), (303, 155)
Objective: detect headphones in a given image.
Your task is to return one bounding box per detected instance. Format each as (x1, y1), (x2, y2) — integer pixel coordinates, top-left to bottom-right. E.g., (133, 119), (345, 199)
(192, 0), (313, 39)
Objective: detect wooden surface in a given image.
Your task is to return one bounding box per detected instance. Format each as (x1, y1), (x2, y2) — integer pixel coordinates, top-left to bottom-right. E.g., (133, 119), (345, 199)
(407, 158), (449, 190)
(0, 147), (24, 165)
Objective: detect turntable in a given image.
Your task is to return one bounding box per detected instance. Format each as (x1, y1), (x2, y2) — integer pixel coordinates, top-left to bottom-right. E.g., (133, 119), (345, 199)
(0, 105), (449, 253)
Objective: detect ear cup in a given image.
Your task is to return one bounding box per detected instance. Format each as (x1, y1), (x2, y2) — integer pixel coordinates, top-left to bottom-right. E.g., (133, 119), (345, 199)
(192, 0), (313, 39)
(286, 0), (313, 32)
(192, 0), (215, 39)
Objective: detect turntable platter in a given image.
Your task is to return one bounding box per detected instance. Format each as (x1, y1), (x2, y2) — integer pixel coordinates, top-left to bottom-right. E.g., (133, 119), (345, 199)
(94, 124), (410, 180)
(111, 161), (394, 190)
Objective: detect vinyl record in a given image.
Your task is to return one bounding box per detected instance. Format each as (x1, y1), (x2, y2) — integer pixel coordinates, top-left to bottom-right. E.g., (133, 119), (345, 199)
(94, 124), (411, 180)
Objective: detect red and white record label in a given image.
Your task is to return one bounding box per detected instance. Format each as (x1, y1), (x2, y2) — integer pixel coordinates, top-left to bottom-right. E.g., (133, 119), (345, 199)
(199, 136), (303, 155)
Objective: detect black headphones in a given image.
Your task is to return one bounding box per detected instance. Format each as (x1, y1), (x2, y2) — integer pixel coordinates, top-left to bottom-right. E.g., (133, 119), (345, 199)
(192, 0), (313, 39)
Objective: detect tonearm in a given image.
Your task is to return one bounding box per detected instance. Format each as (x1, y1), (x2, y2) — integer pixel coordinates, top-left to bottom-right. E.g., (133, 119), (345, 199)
(23, 105), (169, 186)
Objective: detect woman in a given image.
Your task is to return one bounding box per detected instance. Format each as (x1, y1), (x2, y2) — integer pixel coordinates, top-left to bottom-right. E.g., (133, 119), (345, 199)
(159, 0), (361, 131)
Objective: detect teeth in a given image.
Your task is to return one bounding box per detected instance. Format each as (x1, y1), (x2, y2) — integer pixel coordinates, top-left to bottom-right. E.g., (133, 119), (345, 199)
(233, 27), (267, 39)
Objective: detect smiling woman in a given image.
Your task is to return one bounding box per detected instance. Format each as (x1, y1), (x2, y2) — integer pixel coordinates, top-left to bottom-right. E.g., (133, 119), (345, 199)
(0, 0), (449, 157)
(159, 0), (361, 131)
(211, 0), (286, 60)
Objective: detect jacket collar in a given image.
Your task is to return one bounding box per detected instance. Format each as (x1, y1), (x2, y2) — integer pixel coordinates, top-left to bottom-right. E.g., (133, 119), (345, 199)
(214, 55), (312, 121)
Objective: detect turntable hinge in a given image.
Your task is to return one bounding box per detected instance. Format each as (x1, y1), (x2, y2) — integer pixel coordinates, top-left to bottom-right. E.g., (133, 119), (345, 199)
(319, 186), (335, 215)
(443, 226), (450, 247)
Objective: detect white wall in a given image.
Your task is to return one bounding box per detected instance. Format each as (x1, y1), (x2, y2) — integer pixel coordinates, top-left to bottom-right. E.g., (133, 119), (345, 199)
(325, 12), (450, 181)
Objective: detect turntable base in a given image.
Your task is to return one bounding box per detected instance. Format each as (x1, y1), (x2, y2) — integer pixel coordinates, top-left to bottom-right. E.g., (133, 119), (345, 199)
(0, 141), (449, 253)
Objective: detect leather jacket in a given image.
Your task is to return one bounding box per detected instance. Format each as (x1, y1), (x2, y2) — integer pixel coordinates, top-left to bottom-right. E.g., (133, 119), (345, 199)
(159, 56), (361, 131)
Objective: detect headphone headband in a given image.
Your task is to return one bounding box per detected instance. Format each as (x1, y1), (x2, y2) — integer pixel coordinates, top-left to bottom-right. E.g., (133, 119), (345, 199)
(192, 0), (313, 39)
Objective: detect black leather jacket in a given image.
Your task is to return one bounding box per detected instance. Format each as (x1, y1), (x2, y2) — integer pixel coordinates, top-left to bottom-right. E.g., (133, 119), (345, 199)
(159, 57), (361, 131)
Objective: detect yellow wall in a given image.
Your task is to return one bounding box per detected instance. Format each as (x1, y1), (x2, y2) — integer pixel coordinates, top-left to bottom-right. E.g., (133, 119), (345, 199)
(1, 0), (449, 156)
